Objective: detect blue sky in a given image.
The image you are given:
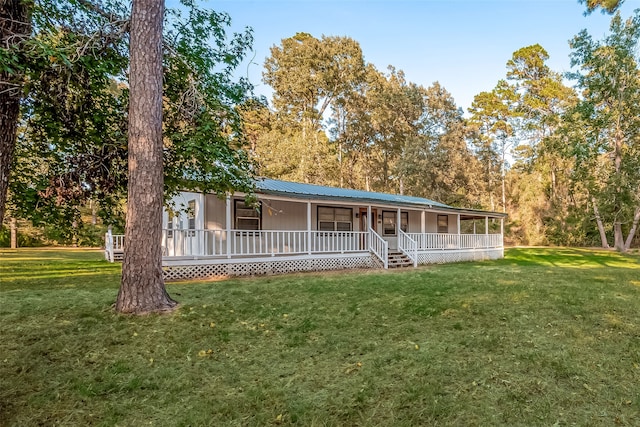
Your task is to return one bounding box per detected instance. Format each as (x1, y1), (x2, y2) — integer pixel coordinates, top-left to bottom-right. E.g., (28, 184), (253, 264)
(205, 0), (637, 112)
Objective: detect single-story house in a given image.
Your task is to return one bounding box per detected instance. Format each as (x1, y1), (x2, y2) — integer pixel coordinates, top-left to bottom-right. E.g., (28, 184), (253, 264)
(105, 178), (506, 280)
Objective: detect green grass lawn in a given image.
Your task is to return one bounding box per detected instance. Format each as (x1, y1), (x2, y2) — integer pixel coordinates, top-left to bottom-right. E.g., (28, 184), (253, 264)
(1, 247), (640, 426)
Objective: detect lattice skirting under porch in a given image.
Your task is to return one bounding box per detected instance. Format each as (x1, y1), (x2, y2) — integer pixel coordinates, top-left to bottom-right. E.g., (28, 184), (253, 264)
(417, 248), (503, 265)
(163, 254), (377, 281)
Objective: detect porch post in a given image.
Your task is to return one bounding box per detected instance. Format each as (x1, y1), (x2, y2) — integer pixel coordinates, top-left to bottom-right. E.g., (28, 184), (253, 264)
(397, 207), (401, 235)
(307, 201), (312, 255)
(421, 211), (425, 234)
(367, 205), (371, 230)
(485, 215), (489, 235)
(500, 217), (504, 237)
(457, 214), (461, 248)
(473, 221), (476, 234)
(226, 194), (231, 259)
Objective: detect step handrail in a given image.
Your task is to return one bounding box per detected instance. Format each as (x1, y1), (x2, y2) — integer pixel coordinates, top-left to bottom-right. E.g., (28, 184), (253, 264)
(105, 229), (114, 263)
(398, 229), (418, 267)
(368, 227), (388, 269)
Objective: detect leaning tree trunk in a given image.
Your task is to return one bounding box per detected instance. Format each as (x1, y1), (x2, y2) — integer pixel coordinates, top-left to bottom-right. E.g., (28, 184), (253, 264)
(623, 207), (640, 251)
(0, 0), (31, 226)
(592, 198), (610, 249)
(614, 221), (625, 252)
(116, 0), (177, 314)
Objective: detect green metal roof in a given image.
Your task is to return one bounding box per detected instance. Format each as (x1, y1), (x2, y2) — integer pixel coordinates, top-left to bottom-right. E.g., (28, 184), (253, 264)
(255, 178), (506, 218)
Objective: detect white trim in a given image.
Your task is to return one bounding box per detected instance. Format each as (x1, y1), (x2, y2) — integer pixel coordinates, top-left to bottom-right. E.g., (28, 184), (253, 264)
(226, 195), (231, 259)
(163, 251), (371, 266)
(307, 201), (312, 255)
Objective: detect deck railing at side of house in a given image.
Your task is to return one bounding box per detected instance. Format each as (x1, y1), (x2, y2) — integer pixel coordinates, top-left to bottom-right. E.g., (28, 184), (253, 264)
(368, 227), (388, 269)
(107, 229), (502, 263)
(406, 232), (502, 251)
(104, 230), (125, 263)
(398, 229), (418, 267)
(161, 229), (370, 258)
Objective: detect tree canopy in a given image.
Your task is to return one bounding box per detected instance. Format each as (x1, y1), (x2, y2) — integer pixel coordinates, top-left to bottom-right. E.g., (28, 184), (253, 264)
(3, 0), (256, 238)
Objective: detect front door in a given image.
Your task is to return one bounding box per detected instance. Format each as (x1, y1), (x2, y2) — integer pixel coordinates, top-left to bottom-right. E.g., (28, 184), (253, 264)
(359, 208), (377, 232)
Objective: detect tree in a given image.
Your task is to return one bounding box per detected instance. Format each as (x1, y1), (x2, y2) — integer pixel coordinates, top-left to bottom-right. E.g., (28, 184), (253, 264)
(0, 0), (31, 226)
(504, 45), (577, 245)
(568, 11), (640, 251)
(263, 33), (365, 184)
(469, 80), (518, 212)
(580, 0), (623, 14)
(398, 82), (483, 207)
(4, 0), (255, 239)
(115, 0), (176, 313)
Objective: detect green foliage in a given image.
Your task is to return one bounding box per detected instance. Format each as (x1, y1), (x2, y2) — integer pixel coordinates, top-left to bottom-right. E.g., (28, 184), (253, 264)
(580, 0), (623, 14)
(566, 11), (640, 249)
(260, 33), (499, 209)
(261, 33), (365, 186)
(7, 0), (256, 231)
(162, 2), (256, 197)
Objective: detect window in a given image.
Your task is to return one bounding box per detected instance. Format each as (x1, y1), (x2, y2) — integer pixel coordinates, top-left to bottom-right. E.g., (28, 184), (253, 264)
(167, 210), (175, 238)
(235, 200), (261, 230)
(318, 206), (352, 231)
(437, 214), (449, 233)
(382, 211), (396, 236)
(187, 200), (196, 235)
(382, 211), (408, 236)
(401, 212), (408, 233)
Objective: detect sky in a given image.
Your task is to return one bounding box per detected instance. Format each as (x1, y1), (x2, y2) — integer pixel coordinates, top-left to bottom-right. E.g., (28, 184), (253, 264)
(205, 0), (638, 113)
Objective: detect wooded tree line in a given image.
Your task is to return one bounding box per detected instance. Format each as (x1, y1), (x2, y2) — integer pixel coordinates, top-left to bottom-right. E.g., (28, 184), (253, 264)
(0, 0), (636, 252)
(246, 8), (640, 252)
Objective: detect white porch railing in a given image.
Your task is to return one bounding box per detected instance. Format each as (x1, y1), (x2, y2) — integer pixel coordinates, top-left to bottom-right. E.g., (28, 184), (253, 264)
(106, 229), (502, 266)
(104, 229), (124, 262)
(161, 229), (369, 257)
(368, 227), (388, 269)
(398, 229), (418, 267)
(406, 233), (502, 251)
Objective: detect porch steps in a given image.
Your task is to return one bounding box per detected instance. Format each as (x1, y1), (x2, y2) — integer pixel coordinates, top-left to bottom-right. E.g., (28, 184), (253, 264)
(387, 251), (413, 268)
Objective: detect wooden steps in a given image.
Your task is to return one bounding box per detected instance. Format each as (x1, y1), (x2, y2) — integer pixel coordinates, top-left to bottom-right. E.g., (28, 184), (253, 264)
(387, 251), (413, 268)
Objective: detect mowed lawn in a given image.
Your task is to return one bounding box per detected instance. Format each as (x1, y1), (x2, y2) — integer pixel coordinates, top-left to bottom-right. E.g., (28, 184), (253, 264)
(1, 248), (640, 426)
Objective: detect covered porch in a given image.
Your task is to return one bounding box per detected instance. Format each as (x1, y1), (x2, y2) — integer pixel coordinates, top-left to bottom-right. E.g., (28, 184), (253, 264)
(105, 179), (505, 280)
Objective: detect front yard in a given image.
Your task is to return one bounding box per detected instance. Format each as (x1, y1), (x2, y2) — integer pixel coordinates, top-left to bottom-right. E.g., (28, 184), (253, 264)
(1, 247), (639, 426)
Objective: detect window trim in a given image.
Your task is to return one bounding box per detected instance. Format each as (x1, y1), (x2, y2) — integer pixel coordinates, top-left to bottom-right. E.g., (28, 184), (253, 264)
(167, 210), (175, 238)
(382, 211), (396, 236)
(187, 200), (196, 236)
(234, 199), (262, 230)
(401, 211), (408, 233)
(437, 214), (449, 234)
(382, 211), (408, 236)
(317, 206), (353, 232)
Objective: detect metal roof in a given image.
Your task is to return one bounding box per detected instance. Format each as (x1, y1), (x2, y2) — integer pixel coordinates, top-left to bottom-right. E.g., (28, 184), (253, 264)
(255, 178), (506, 218)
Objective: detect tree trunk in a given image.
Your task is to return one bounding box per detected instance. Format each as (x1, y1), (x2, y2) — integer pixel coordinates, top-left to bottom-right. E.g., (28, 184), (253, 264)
(612, 126), (624, 252)
(116, 0), (177, 314)
(0, 0), (31, 226)
(624, 207), (640, 251)
(10, 217), (16, 248)
(592, 199), (609, 249)
(614, 221), (625, 252)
